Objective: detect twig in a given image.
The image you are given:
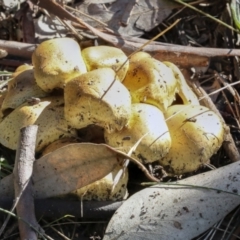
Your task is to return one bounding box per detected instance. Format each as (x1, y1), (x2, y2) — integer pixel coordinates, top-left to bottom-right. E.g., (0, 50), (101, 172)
(13, 125), (43, 239)
(0, 40), (36, 59)
(1, 36), (240, 63)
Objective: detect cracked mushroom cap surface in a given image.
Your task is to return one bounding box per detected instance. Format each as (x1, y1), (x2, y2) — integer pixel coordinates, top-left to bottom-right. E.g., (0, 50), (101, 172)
(82, 45), (129, 82)
(104, 103), (171, 164)
(122, 52), (178, 112)
(32, 37), (87, 92)
(0, 96), (77, 152)
(161, 104), (224, 175)
(64, 68), (132, 133)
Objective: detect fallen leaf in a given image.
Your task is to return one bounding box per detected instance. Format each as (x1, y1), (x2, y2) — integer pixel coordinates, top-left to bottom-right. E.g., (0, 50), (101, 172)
(0, 143), (122, 198)
(34, 15), (69, 40)
(104, 161), (240, 240)
(75, 0), (180, 36)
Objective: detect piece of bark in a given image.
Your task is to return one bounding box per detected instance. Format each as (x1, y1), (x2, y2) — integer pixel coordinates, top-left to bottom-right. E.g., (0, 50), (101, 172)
(0, 58), (31, 68)
(13, 125), (43, 240)
(0, 40), (35, 59)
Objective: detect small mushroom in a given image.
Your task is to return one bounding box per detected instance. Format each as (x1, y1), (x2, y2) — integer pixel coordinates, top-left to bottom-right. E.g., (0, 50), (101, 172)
(122, 52), (178, 112)
(32, 37), (87, 92)
(13, 64), (33, 75)
(160, 104), (224, 175)
(163, 61), (199, 105)
(73, 164), (128, 201)
(2, 66), (48, 112)
(105, 103), (171, 164)
(0, 96), (77, 152)
(82, 45), (129, 81)
(64, 68), (132, 133)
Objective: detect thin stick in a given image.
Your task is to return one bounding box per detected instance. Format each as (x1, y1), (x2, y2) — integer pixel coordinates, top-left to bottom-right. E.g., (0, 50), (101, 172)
(13, 125), (43, 239)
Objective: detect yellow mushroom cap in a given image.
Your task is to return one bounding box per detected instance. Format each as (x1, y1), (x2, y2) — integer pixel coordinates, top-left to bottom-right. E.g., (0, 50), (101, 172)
(122, 52), (178, 112)
(82, 45), (129, 82)
(163, 61), (199, 105)
(161, 104), (224, 175)
(32, 37), (87, 92)
(14, 64), (33, 75)
(73, 164), (128, 201)
(64, 68), (132, 133)
(105, 103), (171, 164)
(2, 68), (48, 112)
(0, 96), (77, 152)
(129, 51), (152, 62)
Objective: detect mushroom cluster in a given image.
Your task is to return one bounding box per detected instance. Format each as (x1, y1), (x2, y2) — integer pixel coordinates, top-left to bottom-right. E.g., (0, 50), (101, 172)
(0, 37), (225, 200)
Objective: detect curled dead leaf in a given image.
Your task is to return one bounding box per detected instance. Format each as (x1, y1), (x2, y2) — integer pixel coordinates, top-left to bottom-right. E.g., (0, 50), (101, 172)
(0, 143), (126, 198)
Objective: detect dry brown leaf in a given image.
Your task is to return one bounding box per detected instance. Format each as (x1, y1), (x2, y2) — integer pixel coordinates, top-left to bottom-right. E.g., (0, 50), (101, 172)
(0, 143), (122, 198)
(75, 0), (179, 36)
